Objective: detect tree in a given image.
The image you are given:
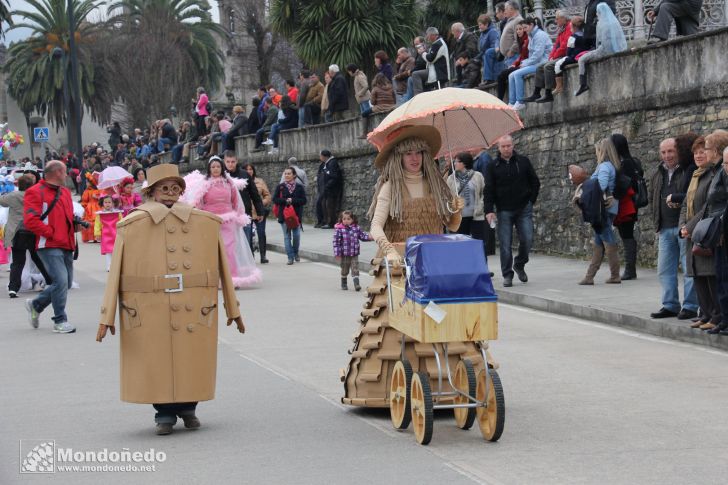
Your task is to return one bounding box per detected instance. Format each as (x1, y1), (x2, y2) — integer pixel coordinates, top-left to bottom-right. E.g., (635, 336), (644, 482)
(0, 0), (13, 38)
(105, 0), (225, 128)
(4, 0), (114, 130)
(424, 0), (482, 37)
(270, 0), (423, 77)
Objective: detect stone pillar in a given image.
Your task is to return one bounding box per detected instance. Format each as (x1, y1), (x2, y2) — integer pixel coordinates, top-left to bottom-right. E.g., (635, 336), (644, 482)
(534, 0), (544, 21)
(634, 0), (646, 39)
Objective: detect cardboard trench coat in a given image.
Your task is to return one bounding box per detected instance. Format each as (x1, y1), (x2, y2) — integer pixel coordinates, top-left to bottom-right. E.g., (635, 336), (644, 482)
(99, 201), (242, 404)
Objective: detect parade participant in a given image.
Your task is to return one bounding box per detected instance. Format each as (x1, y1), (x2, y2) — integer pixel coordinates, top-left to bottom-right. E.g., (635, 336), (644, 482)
(182, 157), (261, 288)
(96, 164), (246, 436)
(332, 210), (372, 291)
(341, 125), (487, 408)
(81, 172), (102, 242)
(119, 177), (142, 216)
(94, 195), (123, 272)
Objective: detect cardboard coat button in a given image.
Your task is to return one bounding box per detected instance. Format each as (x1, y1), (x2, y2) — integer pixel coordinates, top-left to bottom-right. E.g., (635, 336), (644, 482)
(171, 304), (180, 312)
(183, 245), (191, 252)
(185, 304), (193, 312)
(183, 261), (192, 269)
(171, 323), (180, 331)
(168, 262), (178, 270)
(187, 324), (195, 332)
(181, 225), (190, 233)
(167, 226), (177, 233)
(167, 245), (176, 252)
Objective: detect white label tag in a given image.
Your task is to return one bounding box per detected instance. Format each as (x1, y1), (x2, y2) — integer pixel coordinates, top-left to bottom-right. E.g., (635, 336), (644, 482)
(424, 301), (447, 324)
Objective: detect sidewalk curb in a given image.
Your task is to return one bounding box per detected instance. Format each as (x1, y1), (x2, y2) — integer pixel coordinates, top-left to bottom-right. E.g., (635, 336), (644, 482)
(267, 243), (728, 352)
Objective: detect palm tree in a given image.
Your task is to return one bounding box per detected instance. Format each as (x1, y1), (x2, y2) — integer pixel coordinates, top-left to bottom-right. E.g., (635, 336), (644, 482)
(4, 0), (114, 129)
(0, 0), (13, 38)
(270, 0), (423, 77)
(105, 0), (225, 127)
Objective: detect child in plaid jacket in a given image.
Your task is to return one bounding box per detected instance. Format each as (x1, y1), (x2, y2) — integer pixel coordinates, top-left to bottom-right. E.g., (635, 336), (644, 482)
(333, 210), (372, 291)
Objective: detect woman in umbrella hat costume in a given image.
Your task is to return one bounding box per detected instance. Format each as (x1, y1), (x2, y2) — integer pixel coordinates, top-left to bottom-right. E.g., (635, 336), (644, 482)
(340, 125), (489, 407)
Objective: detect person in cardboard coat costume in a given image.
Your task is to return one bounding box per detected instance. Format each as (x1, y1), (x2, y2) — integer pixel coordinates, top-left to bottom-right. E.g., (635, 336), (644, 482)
(341, 125), (491, 407)
(97, 164), (245, 435)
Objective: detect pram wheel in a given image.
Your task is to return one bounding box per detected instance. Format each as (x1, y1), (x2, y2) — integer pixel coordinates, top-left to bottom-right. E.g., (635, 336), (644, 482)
(476, 369), (505, 442)
(410, 372), (433, 445)
(389, 359), (412, 430)
(453, 359), (477, 430)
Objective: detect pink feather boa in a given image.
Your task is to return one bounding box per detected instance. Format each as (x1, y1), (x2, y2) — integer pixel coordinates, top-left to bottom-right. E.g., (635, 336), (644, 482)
(182, 171), (250, 226)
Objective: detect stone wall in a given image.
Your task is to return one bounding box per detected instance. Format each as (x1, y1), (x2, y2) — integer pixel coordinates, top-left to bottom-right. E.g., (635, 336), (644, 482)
(175, 28), (728, 266)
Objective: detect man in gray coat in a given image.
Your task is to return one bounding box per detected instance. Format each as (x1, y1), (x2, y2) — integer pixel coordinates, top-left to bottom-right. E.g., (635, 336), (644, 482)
(647, 0), (703, 42)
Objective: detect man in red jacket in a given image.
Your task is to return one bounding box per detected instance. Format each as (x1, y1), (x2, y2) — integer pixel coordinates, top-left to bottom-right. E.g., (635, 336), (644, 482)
(524, 10), (572, 103)
(23, 160), (77, 334)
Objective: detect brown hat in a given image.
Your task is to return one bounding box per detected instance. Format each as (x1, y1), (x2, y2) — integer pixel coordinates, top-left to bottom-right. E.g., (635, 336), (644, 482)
(568, 164), (588, 185)
(373, 125), (442, 169)
(232, 105), (244, 114)
(142, 164), (186, 195)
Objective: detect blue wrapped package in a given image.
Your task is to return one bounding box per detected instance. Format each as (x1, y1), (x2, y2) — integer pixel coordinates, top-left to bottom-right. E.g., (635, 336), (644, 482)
(404, 234), (497, 304)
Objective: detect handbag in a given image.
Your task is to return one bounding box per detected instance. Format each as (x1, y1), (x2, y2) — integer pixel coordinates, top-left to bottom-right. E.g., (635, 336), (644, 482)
(273, 187), (282, 218)
(283, 204), (300, 229)
(691, 215), (722, 256)
(633, 175), (649, 209)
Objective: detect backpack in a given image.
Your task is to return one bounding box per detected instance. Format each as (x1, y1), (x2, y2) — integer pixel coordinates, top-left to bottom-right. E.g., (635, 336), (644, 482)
(632, 159), (648, 209)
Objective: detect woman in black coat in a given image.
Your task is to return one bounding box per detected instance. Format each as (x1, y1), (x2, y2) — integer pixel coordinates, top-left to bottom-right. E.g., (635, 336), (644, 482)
(611, 134), (644, 280)
(273, 166), (307, 265)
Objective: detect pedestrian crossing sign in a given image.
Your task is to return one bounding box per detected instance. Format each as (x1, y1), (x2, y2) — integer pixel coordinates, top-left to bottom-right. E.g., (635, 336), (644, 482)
(33, 127), (49, 143)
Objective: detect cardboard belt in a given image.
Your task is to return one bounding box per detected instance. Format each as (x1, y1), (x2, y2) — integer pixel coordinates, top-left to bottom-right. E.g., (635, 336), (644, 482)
(120, 271), (219, 293)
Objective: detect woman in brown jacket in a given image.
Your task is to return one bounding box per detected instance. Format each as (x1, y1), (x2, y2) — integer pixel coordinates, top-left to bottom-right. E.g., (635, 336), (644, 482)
(244, 163), (271, 264)
(679, 137), (721, 331)
(370, 73), (396, 113)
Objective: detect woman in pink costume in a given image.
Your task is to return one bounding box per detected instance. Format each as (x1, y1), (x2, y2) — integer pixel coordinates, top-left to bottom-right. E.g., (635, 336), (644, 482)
(94, 194), (123, 271)
(118, 177), (142, 216)
(183, 157), (262, 288)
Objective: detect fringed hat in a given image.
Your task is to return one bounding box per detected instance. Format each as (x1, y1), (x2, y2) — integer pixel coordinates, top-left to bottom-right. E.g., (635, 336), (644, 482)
(373, 125), (442, 170)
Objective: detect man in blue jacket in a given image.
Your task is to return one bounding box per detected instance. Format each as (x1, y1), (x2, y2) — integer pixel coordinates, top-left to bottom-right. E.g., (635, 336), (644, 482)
(507, 17), (552, 110)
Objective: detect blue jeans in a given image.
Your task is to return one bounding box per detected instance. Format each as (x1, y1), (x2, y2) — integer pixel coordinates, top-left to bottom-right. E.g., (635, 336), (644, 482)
(657, 227), (698, 313)
(298, 108), (306, 128)
(280, 223), (301, 261)
(593, 214), (617, 245)
(171, 143), (184, 163)
(157, 137), (175, 153)
(244, 217), (267, 252)
(496, 202), (534, 279)
(401, 77), (415, 103)
(270, 123), (282, 147)
(33, 248), (73, 324)
(508, 64), (539, 104)
(483, 50), (517, 82)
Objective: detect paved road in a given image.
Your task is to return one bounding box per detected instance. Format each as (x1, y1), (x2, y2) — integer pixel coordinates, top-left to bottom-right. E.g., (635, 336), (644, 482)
(2, 248), (728, 484)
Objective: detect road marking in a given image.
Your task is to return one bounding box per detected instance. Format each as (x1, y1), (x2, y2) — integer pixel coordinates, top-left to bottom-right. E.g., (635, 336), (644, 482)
(501, 303), (728, 358)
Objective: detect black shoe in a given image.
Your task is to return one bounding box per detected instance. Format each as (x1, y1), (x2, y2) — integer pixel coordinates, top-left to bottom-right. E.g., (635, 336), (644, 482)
(535, 91), (554, 103)
(353, 277), (361, 292)
(287, 260), (294, 265)
(181, 415), (200, 429)
(503, 276), (513, 287)
(341, 278), (348, 290)
(295, 255), (301, 262)
(314, 223), (323, 228)
(155, 423), (174, 435)
(260, 258), (269, 264)
(514, 267), (528, 283)
(8, 291), (17, 299)
(650, 308), (678, 319)
(677, 309), (698, 320)
(523, 90), (542, 102)
(320, 225), (332, 229)
(720, 329), (728, 336)
(707, 326), (724, 335)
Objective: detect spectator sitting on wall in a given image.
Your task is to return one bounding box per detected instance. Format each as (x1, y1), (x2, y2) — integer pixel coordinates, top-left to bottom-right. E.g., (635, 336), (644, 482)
(574, 2), (628, 96)
(495, 2), (508, 32)
(401, 37), (428, 103)
(451, 21), (479, 82)
(321, 71), (332, 123)
(454, 53), (482, 89)
(412, 27), (450, 96)
(477, 14), (500, 86)
(483, 0), (523, 84)
(248, 97), (262, 134)
(508, 16), (552, 110)
(392, 47), (415, 105)
(253, 97), (279, 150)
(261, 95), (298, 153)
(647, 0), (703, 43)
(297, 69), (312, 128)
(221, 105), (248, 154)
(496, 20), (529, 102)
(583, 0), (616, 50)
(551, 16), (587, 96)
(523, 10), (572, 104)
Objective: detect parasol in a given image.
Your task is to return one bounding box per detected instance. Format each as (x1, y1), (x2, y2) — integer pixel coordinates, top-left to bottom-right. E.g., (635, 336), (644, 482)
(97, 166), (132, 190)
(367, 88), (523, 160)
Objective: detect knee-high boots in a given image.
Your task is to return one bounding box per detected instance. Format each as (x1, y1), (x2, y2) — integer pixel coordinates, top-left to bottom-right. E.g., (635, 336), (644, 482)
(579, 243), (604, 285)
